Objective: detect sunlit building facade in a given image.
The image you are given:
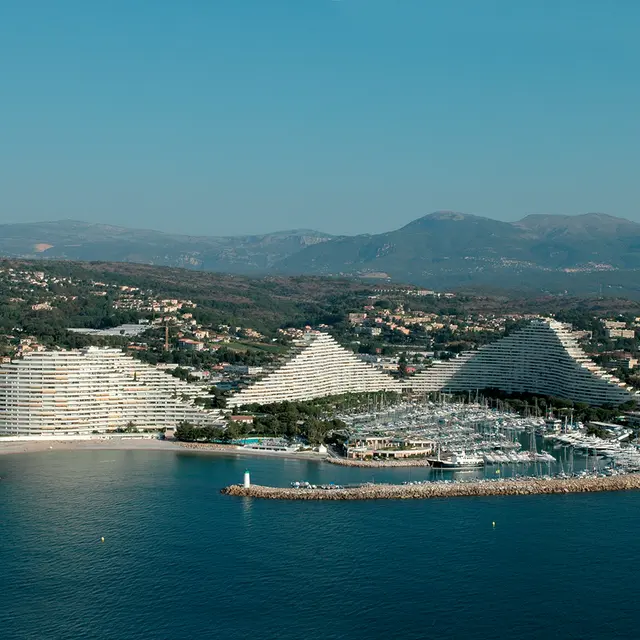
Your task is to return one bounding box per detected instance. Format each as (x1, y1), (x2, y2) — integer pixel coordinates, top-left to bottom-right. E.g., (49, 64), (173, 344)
(408, 319), (637, 406)
(228, 332), (400, 407)
(0, 347), (219, 435)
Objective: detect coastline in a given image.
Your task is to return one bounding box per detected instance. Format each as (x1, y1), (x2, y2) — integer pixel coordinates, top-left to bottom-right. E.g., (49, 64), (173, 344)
(0, 437), (326, 462)
(221, 474), (640, 500)
(176, 442), (328, 461)
(0, 438), (184, 456)
(326, 457), (431, 468)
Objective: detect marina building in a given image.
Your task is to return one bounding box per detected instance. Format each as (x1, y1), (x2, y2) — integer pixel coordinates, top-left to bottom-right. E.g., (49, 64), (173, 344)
(0, 347), (220, 436)
(408, 319), (638, 406)
(346, 436), (435, 460)
(228, 332), (400, 408)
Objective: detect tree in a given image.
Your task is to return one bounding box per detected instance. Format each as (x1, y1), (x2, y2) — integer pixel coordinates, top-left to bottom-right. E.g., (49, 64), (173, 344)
(225, 421), (241, 441)
(175, 421), (196, 441)
(398, 353), (409, 378)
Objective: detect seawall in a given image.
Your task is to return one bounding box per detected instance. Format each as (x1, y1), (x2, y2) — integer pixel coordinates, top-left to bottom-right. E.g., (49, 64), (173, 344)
(325, 457), (431, 468)
(221, 474), (640, 501)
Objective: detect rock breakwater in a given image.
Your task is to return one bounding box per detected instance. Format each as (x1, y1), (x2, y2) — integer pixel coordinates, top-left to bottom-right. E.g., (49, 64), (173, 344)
(325, 457), (431, 468)
(221, 474), (640, 501)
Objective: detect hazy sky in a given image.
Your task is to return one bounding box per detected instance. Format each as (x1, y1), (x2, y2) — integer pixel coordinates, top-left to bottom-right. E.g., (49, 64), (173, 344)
(1, 0), (638, 236)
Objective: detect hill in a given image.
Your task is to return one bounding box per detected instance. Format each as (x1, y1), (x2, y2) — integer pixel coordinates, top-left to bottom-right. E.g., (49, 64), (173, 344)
(0, 220), (332, 274)
(0, 259), (377, 336)
(2, 212), (640, 295)
(277, 211), (640, 294)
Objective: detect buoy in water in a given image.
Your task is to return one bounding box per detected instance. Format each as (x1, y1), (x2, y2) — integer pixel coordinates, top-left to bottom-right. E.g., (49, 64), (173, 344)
(492, 522), (496, 528)
(101, 537), (105, 543)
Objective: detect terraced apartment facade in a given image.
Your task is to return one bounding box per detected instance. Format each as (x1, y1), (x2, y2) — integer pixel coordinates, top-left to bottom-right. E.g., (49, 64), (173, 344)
(228, 332), (400, 408)
(0, 347), (219, 435)
(409, 319), (637, 406)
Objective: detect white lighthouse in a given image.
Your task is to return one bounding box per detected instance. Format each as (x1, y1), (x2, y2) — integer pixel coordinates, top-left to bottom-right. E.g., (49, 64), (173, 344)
(243, 469), (251, 488)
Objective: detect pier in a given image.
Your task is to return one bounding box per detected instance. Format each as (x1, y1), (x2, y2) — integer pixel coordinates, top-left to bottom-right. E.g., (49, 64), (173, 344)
(221, 474), (640, 501)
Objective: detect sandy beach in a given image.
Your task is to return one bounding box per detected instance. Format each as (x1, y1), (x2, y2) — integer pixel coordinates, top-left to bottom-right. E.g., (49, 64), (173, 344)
(0, 437), (327, 462)
(0, 438), (183, 456)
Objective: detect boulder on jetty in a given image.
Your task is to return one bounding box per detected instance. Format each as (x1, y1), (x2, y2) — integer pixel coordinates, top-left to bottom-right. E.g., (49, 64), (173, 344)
(221, 475), (640, 501)
(326, 457), (431, 468)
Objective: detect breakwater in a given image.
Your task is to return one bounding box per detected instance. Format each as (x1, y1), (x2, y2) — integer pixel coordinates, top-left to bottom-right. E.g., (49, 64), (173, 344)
(326, 457), (431, 468)
(222, 474), (640, 500)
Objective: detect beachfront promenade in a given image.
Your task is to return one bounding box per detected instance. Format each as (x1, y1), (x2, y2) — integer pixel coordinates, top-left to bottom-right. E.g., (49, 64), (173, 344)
(222, 474), (640, 500)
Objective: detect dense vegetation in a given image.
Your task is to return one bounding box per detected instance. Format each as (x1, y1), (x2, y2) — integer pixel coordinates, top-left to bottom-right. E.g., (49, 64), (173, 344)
(175, 407), (346, 446)
(174, 392), (403, 445)
(238, 391), (403, 416)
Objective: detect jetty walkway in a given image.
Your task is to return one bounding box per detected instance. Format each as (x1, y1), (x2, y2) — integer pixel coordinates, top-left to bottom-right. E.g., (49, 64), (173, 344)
(221, 474), (640, 501)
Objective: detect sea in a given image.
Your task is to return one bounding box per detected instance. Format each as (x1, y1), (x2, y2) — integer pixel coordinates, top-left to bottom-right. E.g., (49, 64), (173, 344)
(1, 449), (639, 640)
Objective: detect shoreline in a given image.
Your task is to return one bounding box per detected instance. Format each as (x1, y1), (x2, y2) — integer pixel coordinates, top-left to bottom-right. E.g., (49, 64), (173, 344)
(0, 437), (326, 462)
(221, 474), (640, 500)
(176, 442), (327, 461)
(0, 438), (184, 456)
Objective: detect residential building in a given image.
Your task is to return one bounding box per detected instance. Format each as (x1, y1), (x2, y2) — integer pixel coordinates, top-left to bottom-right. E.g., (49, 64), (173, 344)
(407, 319), (637, 406)
(0, 347), (220, 435)
(606, 328), (635, 339)
(178, 338), (205, 351)
(228, 332), (400, 407)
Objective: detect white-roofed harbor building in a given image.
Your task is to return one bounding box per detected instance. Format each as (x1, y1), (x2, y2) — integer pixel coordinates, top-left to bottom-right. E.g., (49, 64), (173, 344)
(407, 319), (638, 407)
(0, 347), (221, 436)
(228, 332), (400, 408)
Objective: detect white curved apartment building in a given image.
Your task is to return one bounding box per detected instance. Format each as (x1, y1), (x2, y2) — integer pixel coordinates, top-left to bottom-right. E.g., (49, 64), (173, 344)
(228, 332), (400, 407)
(0, 347), (219, 435)
(408, 319), (637, 406)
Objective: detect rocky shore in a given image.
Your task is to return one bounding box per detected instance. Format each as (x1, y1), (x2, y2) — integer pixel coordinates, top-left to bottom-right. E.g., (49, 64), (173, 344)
(325, 457), (431, 468)
(221, 474), (640, 501)
(178, 442), (237, 452)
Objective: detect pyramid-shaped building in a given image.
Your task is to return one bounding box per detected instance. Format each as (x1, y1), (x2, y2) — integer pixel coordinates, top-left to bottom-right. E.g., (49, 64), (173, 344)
(0, 347), (222, 435)
(408, 319), (637, 406)
(228, 332), (400, 407)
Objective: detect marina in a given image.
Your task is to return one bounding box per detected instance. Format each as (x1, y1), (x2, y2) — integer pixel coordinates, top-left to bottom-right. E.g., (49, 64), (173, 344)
(333, 398), (640, 477)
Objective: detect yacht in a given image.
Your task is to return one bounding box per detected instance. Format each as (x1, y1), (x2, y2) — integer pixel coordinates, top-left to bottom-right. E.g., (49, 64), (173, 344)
(431, 452), (484, 469)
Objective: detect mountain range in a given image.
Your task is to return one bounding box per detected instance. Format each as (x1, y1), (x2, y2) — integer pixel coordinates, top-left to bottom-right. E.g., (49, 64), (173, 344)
(2, 212), (640, 295)
(0, 220), (332, 273)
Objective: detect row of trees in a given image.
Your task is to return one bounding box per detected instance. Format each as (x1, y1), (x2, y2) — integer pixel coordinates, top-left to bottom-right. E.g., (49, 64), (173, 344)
(174, 414), (345, 446)
(173, 395), (394, 445)
(240, 392), (402, 418)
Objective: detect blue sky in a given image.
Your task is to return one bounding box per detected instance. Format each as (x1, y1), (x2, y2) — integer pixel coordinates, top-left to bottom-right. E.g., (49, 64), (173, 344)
(1, 0), (638, 236)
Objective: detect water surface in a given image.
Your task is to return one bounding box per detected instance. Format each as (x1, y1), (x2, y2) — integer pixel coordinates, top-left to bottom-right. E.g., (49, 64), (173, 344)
(1, 450), (638, 640)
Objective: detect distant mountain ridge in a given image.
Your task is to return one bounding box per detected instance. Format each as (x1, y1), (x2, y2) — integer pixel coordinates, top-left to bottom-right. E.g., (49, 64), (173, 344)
(0, 220), (334, 274)
(2, 212), (640, 294)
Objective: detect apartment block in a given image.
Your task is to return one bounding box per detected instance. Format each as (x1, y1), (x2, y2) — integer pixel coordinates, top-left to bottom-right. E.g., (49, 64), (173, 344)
(228, 332), (400, 407)
(0, 347), (220, 435)
(408, 319), (637, 406)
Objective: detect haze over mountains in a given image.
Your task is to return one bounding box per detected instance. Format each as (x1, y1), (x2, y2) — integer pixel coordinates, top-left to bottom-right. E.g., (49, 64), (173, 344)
(2, 212), (640, 295)
(0, 220), (332, 274)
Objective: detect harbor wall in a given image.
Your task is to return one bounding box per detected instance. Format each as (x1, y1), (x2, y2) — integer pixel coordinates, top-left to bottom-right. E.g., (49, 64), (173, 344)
(326, 457), (431, 468)
(221, 475), (640, 501)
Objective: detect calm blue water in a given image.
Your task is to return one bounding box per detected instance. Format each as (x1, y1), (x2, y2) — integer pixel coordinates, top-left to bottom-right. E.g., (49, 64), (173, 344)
(1, 450), (639, 640)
